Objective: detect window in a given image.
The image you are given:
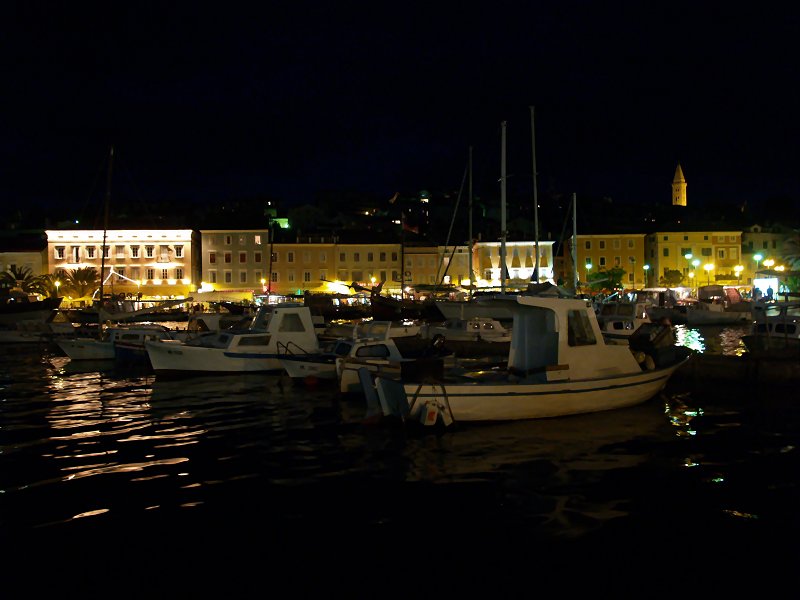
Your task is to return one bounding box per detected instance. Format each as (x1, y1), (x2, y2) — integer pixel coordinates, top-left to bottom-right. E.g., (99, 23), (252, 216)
(584, 241), (591, 250)
(116, 267), (125, 282)
(239, 271), (247, 283)
(612, 239), (620, 249)
(627, 240), (634, 249)
(718, 249), (726, 259)
(337, 270), (347, 280)
(663, 236), (669, 241)
(303, 271), (312, 282)
(352, 270), (363, 281)
(663, 248), (669, 257)
(131, 246), (139, 259)
(701, 248), (712, 257)
(287, 252), (294, 263)
(224, 271), (232, 283)
(319, 252), (327, 263)
(303, 251), (311, 264)
(278, 313), (306, 332)
(392, 252), (398, 261)
(319, 270), (327, 280)
(567, 309), (597, 346)
(599, 257), (607, 267)
(176, 268), (184, 280)
(102, 245), (110, 259)
(145, 245), (155, 258)
(339, 252), (346, 262)
(225, 235), (232, 245)
(354, 252), (360, 262)
(368, 252), (374, 261)
(254, 251), (262, 263)
(271, 272), (279, 282)
(254, 235), (262, 245)
(238, 235), (246, 245)
(175, 245), (184, 258)
(288, 271), (295, 282)
(599, 241), (606, 250)
(681, 247), (692, 257)
(613, 256), (620, 266)
(239, 252), (247, 263)
(209, 252), (216, 264)
(270, 251), (278, 263)
(254, 270), (262, 282)
(224, 252), (232, 263)
(209, 270), (217, 284)
(86, 246), (96, 259)
(380, 252), (386, 261)
(146, 268), (155, 280)
(392, 270), (399, 281)
(115, 245), (125, 258)
(161, 268), (168, 279)
(70, 246), (80, 262)
(159, 245), (171, 261)
(55, 247), (65, 259)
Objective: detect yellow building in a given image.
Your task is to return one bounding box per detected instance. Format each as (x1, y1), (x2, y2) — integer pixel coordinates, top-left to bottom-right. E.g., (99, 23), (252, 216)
(644, 230), (743, 288)
(568, 233), (647, 289)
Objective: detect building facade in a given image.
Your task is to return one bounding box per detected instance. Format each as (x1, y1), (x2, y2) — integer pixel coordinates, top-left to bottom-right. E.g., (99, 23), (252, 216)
(46, 229), (197, 300)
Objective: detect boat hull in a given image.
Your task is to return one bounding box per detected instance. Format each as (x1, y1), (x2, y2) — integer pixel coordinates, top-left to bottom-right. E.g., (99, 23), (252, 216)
(398, 359), (688, 422)
(56, 338), (115, 360)
(146, 341), (284, 375)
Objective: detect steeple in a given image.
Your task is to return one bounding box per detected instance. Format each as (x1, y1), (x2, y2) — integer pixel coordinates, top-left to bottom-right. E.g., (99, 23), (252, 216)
(672, 163), (687, 207)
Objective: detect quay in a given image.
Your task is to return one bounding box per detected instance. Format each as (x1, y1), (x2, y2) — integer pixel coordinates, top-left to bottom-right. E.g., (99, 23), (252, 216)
(672, 352), (800, 385)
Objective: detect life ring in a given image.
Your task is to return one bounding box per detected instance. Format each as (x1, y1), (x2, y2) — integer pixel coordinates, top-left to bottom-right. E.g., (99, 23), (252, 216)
(117, 293), (126, 301)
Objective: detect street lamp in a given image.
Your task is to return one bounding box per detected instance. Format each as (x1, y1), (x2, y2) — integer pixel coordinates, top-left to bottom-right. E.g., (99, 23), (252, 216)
(643, 264), (649, 286)
(703, 263), (714, 286)
(734, 265), (743, 285)
(54, 280), (61, 297)
(753, 253), (763, 274)
(585, 262), (593, 286)
(763, 258), (774, 270)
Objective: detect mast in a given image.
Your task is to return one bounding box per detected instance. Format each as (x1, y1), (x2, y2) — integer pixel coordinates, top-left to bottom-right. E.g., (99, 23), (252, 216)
(468, 145), (474, 299)
(500, 120), (507, 295)
(267, 217), (274, 298)
(572, 192), (579, 291)
(530, 106), (540, 282)
(99, 145), (113, 326)
(400, 211), (405, 300)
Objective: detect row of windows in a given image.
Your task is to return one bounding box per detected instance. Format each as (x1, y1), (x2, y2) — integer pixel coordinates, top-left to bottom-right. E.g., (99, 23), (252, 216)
(105, 267), (184, 281)
(584, 239), (637, 250)
(583, 256), (639, 268)
(207, 250), (403, 265)
(54, 245), (184, 261)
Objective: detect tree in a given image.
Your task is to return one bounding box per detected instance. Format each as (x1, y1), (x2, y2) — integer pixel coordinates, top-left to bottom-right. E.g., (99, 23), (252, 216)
(659, 269), (684, 287)
(0, 265), (39, 294)
(58, 267), (100, 298)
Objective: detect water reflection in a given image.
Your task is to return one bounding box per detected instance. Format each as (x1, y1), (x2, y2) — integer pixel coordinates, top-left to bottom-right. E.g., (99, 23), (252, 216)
(674, 323), (749, 356)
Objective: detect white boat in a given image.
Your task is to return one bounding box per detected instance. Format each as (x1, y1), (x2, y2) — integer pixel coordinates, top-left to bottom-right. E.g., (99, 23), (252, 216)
(360, 294), (691, 425)
(422, 317), (511, 343)
(55, 324), (177, 361)
(281, 320), (427, 384)
(145, 304), (321, 376)
(595, 301), (652, 344)
(741, 300), (800, 357)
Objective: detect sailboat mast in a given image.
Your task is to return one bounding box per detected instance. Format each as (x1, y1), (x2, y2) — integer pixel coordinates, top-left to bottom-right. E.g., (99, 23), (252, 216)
(500, 121), (507, 295)
(572, 192), (579, 291)
(530, 106), (540, 282)
(99, 146), (113, 323)
(468, 145), (474, 299)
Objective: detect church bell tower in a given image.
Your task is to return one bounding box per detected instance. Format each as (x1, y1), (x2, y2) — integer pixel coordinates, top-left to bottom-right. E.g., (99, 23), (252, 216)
(672, 163), (687, 207)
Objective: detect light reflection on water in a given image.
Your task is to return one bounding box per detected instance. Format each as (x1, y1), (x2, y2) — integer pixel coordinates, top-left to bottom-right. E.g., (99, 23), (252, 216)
(2, 339), (798, 591)
(673, 323), (749, 356)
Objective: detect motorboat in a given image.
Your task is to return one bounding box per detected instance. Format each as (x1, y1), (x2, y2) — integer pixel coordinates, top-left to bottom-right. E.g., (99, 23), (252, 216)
(741, 300), (800, 358)
(145, 304), (321, 376)
(55, 324), (177, 362)
(359, 294), (691, 426)
(595, 300), (652, 344)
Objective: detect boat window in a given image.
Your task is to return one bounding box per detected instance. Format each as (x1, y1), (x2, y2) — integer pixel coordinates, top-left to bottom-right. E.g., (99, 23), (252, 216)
(239, 335), (270, 346)
(334, 341), (353, 356)
(567, 310), (597, 346)
(278, 313), (306, 332)
(355, 344), (390, 358)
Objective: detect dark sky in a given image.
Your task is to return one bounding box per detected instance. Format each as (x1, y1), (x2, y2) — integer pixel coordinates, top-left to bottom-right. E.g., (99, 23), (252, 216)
(3, 2), (799, 219)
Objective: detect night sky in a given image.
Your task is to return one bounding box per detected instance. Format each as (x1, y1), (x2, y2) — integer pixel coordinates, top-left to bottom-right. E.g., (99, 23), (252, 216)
(3, 2), (799, 221)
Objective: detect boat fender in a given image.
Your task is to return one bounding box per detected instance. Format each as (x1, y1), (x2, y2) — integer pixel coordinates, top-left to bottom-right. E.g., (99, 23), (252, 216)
(645, 355), (656, 370)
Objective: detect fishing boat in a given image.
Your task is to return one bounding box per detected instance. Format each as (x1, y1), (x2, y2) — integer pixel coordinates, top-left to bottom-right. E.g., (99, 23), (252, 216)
(0, 291), (63, 326)
(741, 300), (800, 358)
(594, 300), (652, 344)
(359, 294), (691, 426)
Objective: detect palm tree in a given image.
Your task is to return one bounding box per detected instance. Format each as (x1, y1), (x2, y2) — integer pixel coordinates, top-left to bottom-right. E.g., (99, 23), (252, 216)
(0, 265), (39, 294)
(57, 267), (100, 299)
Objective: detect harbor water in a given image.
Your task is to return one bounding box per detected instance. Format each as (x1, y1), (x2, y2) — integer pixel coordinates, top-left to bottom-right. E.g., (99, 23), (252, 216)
(2, 323), (798, 594)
